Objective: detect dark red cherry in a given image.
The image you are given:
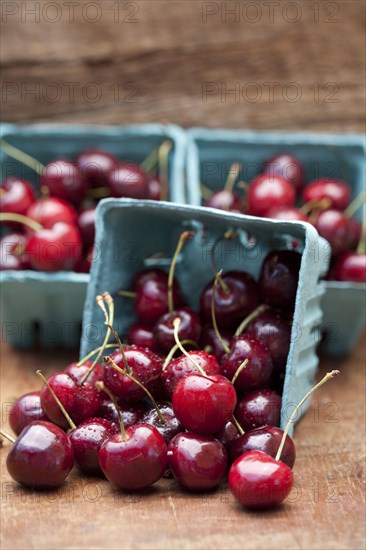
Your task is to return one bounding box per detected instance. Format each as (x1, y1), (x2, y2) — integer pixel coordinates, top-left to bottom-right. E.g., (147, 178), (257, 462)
(132, 268), (169, 290)
(347, 218), (362, 250)
(247, 174), (296, 217)
(259, 250), (301, 313)
(6, 421), (74, 489)
(246, 310), (291, 372)
(204, 190), (243, 212)
(64, 361), (104, 386)
(135, 276), (184, 325)
(314, 210), (352, 255)
(78, 207), (96, 248)
(140, 402), (183, 444)
(26, 197), (77, 229)
(303, 178), (351, 211)
(263, 153), (304, 192)
(40, 371), (102, 429)
(107, 162), (149, 199)
(25, 222), (82, 271)
(41, 159), (86, 205)
(0, 177), (35, 219)
(153, 309), (201, 353)
(334, 252), (366, 283)
(102, 347), (162, 402)
(162, 351), (221, 397)
(200, 271), (260, 329)
(267, 206), (307, 222)
(99, 400), (146, 428)
(128, 323), (156, 350)
(228, 450), (293, 508)
(214, 420), (240, 450)
(98, 423), (167, 490)
(167, 432), (228, 491)
(69, 417), (117, 475)
(76, 149), (118, 188)
(0, 233), (29, 270)
(148, 177), (161, 201)
(200, 324), (232, 361)
(172, 373), (237, 435)
(9, 392), (48, 436)
(74, 245), (94, 273)
(235, 389), (282, 431)
(228, 425), (296, 468)
(221, 336), (273, 391)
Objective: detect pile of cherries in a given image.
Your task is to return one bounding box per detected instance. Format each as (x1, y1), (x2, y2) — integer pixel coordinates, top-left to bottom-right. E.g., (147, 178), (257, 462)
(203, 153), (366, 283)
(0, 141), (167, 272)
(1, 232), (339, 509)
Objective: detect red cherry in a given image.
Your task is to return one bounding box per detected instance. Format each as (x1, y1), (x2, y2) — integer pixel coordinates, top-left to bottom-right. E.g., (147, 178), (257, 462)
(140, 402), (183, 444)
(263, 153), (304, 192)
(41, 159), (86, 205)
(6, 421), (74, 489)
(26, 197), (77, 229)
(107, 162), (149, 199)
(0, 233), (29, 270)
(235, 389), (282, 431)
(200, 324), (232, 361)
(334, 252), (366, 283)
(99, 400), (146, 429)
(267, 206), (307, 222)
(153, 308), (202, 353)
(314, 210), (353, 255)
(128, 323), (156, 350)
(228, 450), (293, 508)
(98, 423), (167, 490)
(9, 392), (48, 435)
(76, 149), (118, 188)
(247, 174), (296, 217)
(347, 218), (362, 250)
(167, 432), (228, 491)
(162, 350), (221, 397)
(64, 361), (103, 386)
(204, 190), (243, 212)
(303, 178), (351, 211)
(0, 177), (35, 221)
(74, 245), (94, 273)
(78, 207), (96, 248)
(259, 250), (301, 313)
(132, 268), (169, 290)
(135, 276), (184, 325)
(172, 373), (237, 435)
(25, 222), (82, 271)
(214, 419), (241, 450)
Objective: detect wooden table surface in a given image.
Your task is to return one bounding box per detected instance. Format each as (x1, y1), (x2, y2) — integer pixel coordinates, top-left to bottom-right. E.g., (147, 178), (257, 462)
(1, 1), (365, 549)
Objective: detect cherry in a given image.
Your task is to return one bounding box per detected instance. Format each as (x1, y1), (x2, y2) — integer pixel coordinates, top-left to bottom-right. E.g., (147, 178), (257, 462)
(99, 423), (167, 490)
(4, 421), (74, 489)
(229, 450), (293, 508)
(314, 209), (352, 255)
(200, 324), (232, 361)
(76, 149), (118, 188)
(132, 268), (170, 290)
(263, 153), (304, 192)
(228, 425), (296, 468)
(247, 174), (296, 217)
(64, 361), (103, 386)
(267, 206), (308, 222)
(135, 276), (184, 325)
(154, 308), (202, 353)
(26, 197), (77, 229)
(107, 162), (149, 199)
(41, 158), (86, 205)
(334, 252), (366, 283)
(172, 373), (237, 435)
(167, 432), (228, 491)
(200, 271), (260, 329)
(347, 218), (362, 250)
(246, 310), (291, 372)
(214, 419), (241, 450)
(128, 323), (156, 351)
(78, 207), (96, 248)
(0, 177), (35, 220)
(259, 250), (301, 313)
(148, 177), (161, 201)
(221, 336), (273, 391)
(75, 245), (94, 273)
(235, 389), (282, 431)
(303, 178), (351, 211)
(162, 350), (221, 397)
(25, 222), (82, 271)
(140, 402), (183, 444)
(99, 400), (146, 429)
(0, 233), (29, 270)
(204, 189), (243, 212)
(9, 391), (49, 436)
(69, 417), (118, 476)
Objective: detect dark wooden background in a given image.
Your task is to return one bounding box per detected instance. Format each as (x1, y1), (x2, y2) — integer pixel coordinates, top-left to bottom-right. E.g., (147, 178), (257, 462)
(1, 2), (365, 549)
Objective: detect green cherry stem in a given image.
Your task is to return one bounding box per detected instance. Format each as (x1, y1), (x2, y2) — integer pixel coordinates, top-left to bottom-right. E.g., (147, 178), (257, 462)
(356, 203), (366, 254)
(234, 304), (270, 337)
(77, 343), (118, 367)
(158, 140), (172, 202)
(0, 138), (45, 176)
(173, 318), (207, 377)
(231, 415), (244, 436)
(344, 191), (366, 218)
(168, 231), (195, 315)
(162, 339), (199, 371)
(95, 381), (127, 440)
(231, 358), (249, 386)
(211, 270), (231, 355)
(0, 430), (16, 444)
(36, 370), (76, 430)
(224, 162), (241, 193)
(0, 213), (43, 232)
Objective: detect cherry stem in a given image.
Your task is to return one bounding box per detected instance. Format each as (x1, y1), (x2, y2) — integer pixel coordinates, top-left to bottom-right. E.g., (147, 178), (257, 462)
(200, 183), (213, 200)
(237, 181), (249, 192)
(231, 415), (245, 436)
(211, 271), (231, 355)
(103, 356), (167, 425)
(162, 339), (199, 371)
(86, 187), (110, 199)
(224, 162), (241, 193)
(0, 138), (45, 175)
(140, 147), (159, 174)
(275, 370), (340, 462)
(0, 213), (43, 232)
(118, 290), (137, 299)
(105, 320), (132, 375)
(0, 430), (16, 444)
(211, 230), (236, 293)
(158, 140), (172, 202)
(77, 343), (118, 366)
(344, 191), (366, 218)
(36, 370), (76, 430)
(301, 197), (331, 216)
(80, 292), (115, 385)
(168, 231), (195, 315)
(356, 202), (366, 254)
(173, 318), (207, 377)
(231, 358), (249, 386)
(95, 381), (127, 440)
(234, 304), (270, 337)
